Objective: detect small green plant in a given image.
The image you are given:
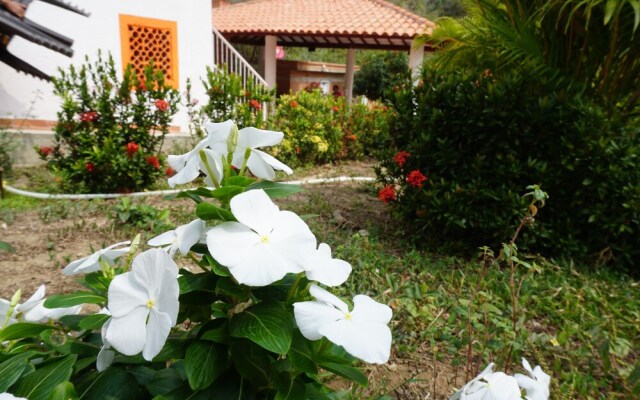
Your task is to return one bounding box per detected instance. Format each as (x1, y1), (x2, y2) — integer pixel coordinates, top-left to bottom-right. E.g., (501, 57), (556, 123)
(112, 197), (173, 234)
(0, 128), (18, 177)
(41, 52), (180, 193)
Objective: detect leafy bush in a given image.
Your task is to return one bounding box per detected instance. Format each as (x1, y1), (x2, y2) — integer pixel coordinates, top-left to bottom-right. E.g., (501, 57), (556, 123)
(0, 128), (18, 177)
(201, 66), (275, 129)
(353, 51), (409, 101)
(42, 53), (180, 193)
(111, 197), (174, 235)
(376, 68), (640, 271)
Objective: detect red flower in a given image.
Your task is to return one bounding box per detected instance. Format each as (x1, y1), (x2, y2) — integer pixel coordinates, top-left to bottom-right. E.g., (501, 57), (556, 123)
(38, 146), (53, 157)
(138, 81), (147, 91)
(146, 156), (161, 170)
(295, 146), (301, 154)
(382, 106), (389, 112)
(290, 100), (298, 108)
(155, 99), (170, 112)
(348, 134), (357, 141)
(332, 106), (340, 112)
(85, 162), (95, 172)
(165, 166), (176, 177)
(126, 142), (140, 157)
(79, 111), (98, 123)
(407, 170), (428, 188)
(393, 151), (410, 168)
(378, 185), (397, 204)
(249, 99), (262, 110)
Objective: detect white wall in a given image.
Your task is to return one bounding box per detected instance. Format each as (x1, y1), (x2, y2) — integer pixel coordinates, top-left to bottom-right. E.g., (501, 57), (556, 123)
(0, 0), (213, 131)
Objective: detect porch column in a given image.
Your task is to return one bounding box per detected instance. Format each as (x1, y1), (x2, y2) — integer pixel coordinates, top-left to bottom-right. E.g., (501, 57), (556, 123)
(264, 35), (277, 89)
(408, 42), (424, 86)
(345, 48), (356, 104)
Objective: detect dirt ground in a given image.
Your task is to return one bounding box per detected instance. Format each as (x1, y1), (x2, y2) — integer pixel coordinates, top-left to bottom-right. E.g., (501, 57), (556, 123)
(0, 160), (465, 399)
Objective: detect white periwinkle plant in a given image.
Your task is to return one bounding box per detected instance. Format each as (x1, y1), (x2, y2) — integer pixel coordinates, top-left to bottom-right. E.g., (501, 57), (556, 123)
(0, 120), (393, 398)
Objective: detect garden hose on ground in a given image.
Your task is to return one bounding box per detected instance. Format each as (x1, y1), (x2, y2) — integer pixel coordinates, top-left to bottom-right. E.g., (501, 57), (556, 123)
(2, 176), (375, 200)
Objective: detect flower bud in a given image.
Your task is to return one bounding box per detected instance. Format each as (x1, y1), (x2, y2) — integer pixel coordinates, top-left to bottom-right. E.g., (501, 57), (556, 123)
(227, 124), (238, 154)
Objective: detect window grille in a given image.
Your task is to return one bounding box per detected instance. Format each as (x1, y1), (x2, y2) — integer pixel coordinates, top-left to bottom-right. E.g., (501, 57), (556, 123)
(119, 15), (179, 88)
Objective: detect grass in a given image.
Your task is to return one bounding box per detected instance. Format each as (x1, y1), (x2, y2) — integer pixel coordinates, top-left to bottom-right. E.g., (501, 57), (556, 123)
(3, 165), (639, 399)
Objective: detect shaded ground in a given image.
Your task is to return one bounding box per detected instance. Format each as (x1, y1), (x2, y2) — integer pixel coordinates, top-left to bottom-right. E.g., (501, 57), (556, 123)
(0, 159), (466, 399)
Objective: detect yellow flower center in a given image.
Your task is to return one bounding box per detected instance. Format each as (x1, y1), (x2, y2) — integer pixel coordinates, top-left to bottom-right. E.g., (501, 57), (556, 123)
(146, 299), (156, 309)
(344, 312), (352, 321)
(260, 235), (270, 244)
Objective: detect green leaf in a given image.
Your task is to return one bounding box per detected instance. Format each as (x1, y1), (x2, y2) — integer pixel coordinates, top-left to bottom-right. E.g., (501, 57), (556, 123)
(288, 331), (317, 375)
(13, 355), (77, 400)
(196, 202), (236, 221)
(0, 323), (50, 341)
(199, 320), (230, 344)
(318, 362), (368, 387)
(229, 301), (293, 354)
(0, 351), (35, 392)
(43, 292), (106, 308)
(152, 338), (189, 362)
(147, 368), (184, 397)
(78, 368), (142, 400)
(48, 381), (79, 400)
(216, 277), (250, 299)
(209, 186), (245, 202)
(0, 240), (15, 252)
(246, 182), (303, 198)
(274, 372), (306, 400)
(604, 0), (618, 25)
(185, 341), (228, 390)
(229, 341), (272, 387)
(179, 271), (217, 294)
(222, 176), (255, 187)
(78, 313), (110, 330)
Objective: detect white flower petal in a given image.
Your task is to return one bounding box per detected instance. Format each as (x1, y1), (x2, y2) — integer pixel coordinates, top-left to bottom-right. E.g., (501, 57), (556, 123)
(253, 149), (293, 175)
(305, 243), (352, 286)
(168, 155), (201, 188)
(107, 273), (148, 318)
(175, 219), (205, 255)
(228, 243), (303, 286)
(148, 230), (177, 247)
(293, 301), (344, 340)
(238, 127), (284, 148)
(484, 372), (522, 400)
(199, 148), (224, 186)
(97, 347), (115, 372)
(352, 295), (393, 325)
(207, 222), (260, 267)
(131, 249), (178, 300)
(18, 285), (45, 312)
(230, 189), (279, 235)
(143, 309), (173, 361)
(156, 269), (180, 326)
(320, 319), (391, 364)
(203, 120), (234, 147)
(245, 152), (277, 180)
(105, 307), (149, 356)
(309, 284), (349, 314)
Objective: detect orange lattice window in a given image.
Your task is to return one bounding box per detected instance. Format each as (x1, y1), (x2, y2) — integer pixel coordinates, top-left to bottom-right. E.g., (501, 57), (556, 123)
(119, 15), (179, 89)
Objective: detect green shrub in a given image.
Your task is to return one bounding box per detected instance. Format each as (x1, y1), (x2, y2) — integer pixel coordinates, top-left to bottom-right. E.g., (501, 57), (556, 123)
(0, 128), (17, 177)
(376, 68), (640, 271)
(201, 67), (275, 129)
(44, 53), (180, 193)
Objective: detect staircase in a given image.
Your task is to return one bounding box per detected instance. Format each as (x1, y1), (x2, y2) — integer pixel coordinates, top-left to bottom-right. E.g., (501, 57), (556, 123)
(212, 26), (268, 88)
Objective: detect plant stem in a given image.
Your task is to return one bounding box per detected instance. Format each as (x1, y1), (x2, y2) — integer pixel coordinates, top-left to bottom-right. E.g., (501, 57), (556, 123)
(238, 148), (252, 176)
(199, 149), (220, 189)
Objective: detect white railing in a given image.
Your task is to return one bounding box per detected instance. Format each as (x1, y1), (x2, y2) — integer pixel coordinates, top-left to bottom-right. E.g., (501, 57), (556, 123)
(212, 26), (268, 88)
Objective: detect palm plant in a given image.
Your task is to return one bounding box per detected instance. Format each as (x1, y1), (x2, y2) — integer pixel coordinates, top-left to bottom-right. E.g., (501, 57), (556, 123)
(420, 0), (640, 115)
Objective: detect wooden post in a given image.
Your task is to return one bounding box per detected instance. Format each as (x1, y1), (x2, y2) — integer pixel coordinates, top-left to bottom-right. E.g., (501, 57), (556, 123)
(345, 48), (356, 105)
(409, 41), (424, 86)
(264, 35), (277, 89)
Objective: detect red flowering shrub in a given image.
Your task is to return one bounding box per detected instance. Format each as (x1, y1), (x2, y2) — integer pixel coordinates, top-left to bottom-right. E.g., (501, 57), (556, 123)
(393, 151), (410, 168)
(45, 52), (179, 193)
(407, 170), (427, 188)
(378, 185), (396, 204)
(165, 166), (176, 177)
(37, 146), (53, 158)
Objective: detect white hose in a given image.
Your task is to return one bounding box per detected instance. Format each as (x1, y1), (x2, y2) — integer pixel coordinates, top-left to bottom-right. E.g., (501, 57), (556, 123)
(3, 176), (375, 200)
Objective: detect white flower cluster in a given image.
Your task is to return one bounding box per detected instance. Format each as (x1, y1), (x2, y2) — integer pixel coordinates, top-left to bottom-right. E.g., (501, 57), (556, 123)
(450, 359), (551, 400)
(0, 285), (80, 326)
(55, 121), (393, 371)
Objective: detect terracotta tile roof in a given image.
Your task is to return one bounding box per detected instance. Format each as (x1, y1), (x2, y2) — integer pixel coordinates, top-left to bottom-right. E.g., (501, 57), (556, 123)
(213, 0), (435, 50)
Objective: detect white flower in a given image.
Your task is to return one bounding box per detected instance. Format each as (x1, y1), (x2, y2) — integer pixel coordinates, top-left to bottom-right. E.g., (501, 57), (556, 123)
(63, 241), (131, 275)
(206, 189), (316, 286)
(232, 127), (292, 180)
(0, 299), (17, 326)
(293, 284), (392, 364)
(304, 243), (352, 286)
(105, 249), (179, 361)
(17, 285), (81, 323)
(97, 317), (114, 372)
(515, 358), (550, 400)
(167, 120), (233, 188)
(450, 363), (522, 400)
(148, 219), (206, 257)
(0, 393), (27, 400)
